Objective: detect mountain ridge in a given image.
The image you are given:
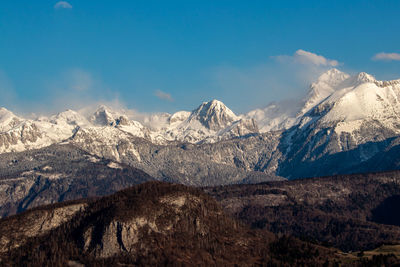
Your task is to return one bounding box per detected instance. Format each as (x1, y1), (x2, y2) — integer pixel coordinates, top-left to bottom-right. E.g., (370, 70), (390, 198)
(1, 69), (400, 183)
(1, 69), (399, 149)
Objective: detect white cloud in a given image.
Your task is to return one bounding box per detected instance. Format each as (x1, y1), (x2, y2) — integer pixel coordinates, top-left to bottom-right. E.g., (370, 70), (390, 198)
(54, 1), (72, 9)
(0, 68), (137, 117)
(39, 68), (119, 113)
(154, 90), (173, 102)
(274, 49), (339, 67)
(372, 52), (400, 61)
(294, 49), (339, 66)
(209, 49), (342, 113)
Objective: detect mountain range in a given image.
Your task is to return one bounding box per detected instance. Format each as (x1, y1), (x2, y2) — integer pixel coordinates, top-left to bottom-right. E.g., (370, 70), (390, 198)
(1, 68), (400, 173)
(0, 69), (396, 148)
(2, 69), (400, 265)
(1, 68), (400, 215)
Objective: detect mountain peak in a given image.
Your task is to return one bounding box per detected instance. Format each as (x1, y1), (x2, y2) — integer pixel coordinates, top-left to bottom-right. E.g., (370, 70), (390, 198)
(169, 111), (191, 124)
(208, 99), (225, 107)
(93, 104), (116, 115)
(0, 107), (20, 126)
(58, 109), (80, 116)
(0, 107), (14, 117)
(95, 104), (111, 111)
(51, 109), (90, 126)
(300, 69), (350, 115)
(90, 105), (116, 126)
(189, 100), (238, 131)
(197, 100), (234, 114)
(319, 68), (341, 77)
(314, 68), (350, 86)
(356, 72), (376, 83)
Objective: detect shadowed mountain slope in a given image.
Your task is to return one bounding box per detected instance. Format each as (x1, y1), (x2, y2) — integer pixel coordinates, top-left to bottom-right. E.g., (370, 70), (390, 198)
(0, 144), (154, 218)
(208, 170), (400, 252)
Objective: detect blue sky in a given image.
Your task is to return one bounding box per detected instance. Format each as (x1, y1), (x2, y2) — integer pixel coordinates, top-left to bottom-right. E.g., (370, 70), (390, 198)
(0, 0), (399, 115)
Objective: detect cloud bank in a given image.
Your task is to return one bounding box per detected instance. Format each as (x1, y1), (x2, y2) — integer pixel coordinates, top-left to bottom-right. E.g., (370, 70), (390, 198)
(0, 67), (168, 118)
(42, 68), (121, 113)
(0, 49), (341, 116)
(54, 1), (72, 9)
(274, 49), (339, 67)
(210, 49), (340, 112)
(154, 90), (173, 102)
(372, 52), (400, 61)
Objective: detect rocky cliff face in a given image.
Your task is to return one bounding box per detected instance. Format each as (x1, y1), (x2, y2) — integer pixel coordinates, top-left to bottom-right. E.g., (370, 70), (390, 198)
(69, 129), (283, 186)
(0, 201), (87, 254)
(0, 182), (345, 266)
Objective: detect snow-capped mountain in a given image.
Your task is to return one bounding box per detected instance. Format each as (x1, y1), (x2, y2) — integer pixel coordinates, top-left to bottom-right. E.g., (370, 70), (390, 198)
(149, 100), (258, 143)
(0, 108), (24, 132)
(245, 100), (301, 132)
(0, 108), (78, 153)
(276, 71), (400, 178)
(298, 71), (400, 136)
(188, 100), (239, 130)
(300, 68), (351, 115)
(245, 68), (400, 135)
(1, 69), (399, 150)
(0, 106), (148, 154)
(88, 105), (150, 138)
(89, 105), (131, 126)
(0, 99), (260, 153)
(1, 68), (400, 181)
(245, 68), (351, 132)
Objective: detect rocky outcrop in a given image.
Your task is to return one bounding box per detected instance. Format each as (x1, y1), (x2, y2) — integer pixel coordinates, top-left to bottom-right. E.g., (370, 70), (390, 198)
(0, 202), (86, 253)
(0, 182), (341, 266)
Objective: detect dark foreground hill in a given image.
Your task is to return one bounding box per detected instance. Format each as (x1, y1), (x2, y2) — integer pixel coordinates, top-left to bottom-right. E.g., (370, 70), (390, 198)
(208, 170), (400, 252)
(0, 181), (379, 267)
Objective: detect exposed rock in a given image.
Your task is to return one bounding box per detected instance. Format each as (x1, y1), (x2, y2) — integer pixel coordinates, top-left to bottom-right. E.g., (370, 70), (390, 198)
(0, 182), (342, 266)
(0, 202), (86, 253)
(0, 144), (153, 218)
